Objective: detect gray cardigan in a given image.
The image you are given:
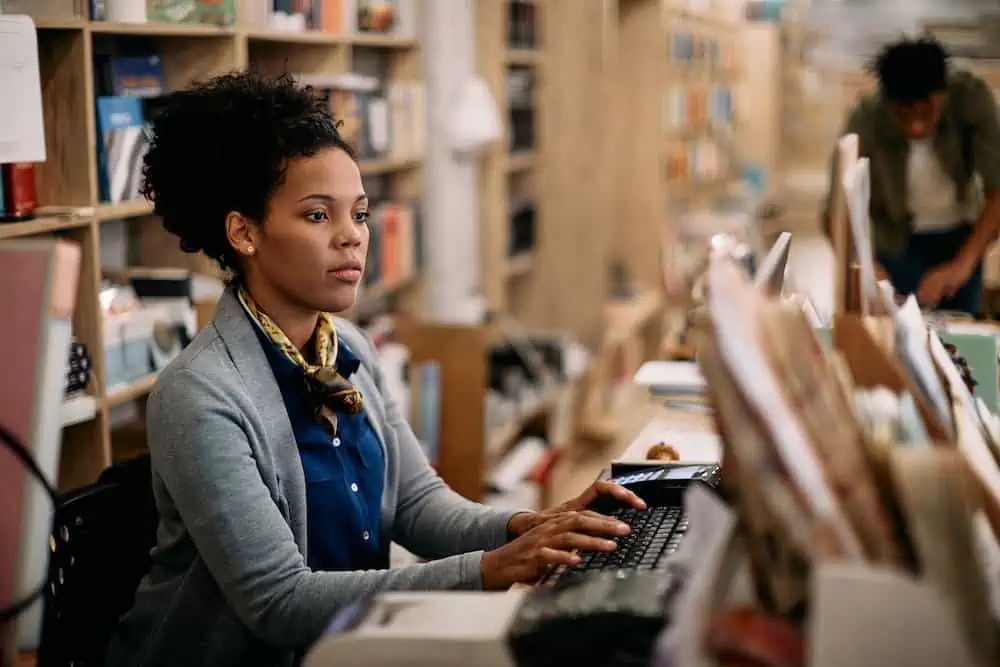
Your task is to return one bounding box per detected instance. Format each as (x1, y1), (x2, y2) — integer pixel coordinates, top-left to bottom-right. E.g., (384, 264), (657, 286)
(105, 287), (519, 667)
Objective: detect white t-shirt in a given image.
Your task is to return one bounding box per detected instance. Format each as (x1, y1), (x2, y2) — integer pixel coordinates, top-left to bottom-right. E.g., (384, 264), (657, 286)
(907, 139), (973, 232)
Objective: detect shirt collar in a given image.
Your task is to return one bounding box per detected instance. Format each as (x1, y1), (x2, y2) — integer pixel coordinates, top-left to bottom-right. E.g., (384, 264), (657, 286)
(241, 300), (361, 380)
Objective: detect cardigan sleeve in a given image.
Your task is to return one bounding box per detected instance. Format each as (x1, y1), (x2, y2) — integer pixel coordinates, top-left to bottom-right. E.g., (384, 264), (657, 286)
(348, 326), (527, 559)
(147, 365), (492, 651)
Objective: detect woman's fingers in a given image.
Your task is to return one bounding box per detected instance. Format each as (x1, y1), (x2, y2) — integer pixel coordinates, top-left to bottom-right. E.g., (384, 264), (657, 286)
(593, 479), (648, 510)
(535, 546), (581, 568)
(551, 510), (630, 538)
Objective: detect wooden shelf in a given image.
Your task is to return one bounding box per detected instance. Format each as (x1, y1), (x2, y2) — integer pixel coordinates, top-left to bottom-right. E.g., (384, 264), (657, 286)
(506, 151), (536, 172)
(244, 29), (342, 45)
(361, 274), (418, 302)
(347, 32), (419, 48)
(95, 200), (155, 221)
(19, 5), (427, 492)
(504, 252), (534, 278)
(505, 49), (541, 66)
(359, 155), (422, 175)
(61, 393), (99, 427)
(0, 216), (93, 241)
(90, 20), (237, 37)
(107, 374), (158, 407)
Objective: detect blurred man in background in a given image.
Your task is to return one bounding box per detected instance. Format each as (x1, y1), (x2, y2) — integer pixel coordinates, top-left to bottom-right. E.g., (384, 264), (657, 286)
(823, 36), (1000, 315)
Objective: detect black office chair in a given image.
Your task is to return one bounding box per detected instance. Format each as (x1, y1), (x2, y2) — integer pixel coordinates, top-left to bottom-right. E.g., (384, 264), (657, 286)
(36, 455), (158, 667)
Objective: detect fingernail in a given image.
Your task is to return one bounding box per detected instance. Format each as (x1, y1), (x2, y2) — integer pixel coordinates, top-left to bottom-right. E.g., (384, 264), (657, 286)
(570, 553), (582, 564)
(604, 540), (618, 550)
(616, 522), (631, 535)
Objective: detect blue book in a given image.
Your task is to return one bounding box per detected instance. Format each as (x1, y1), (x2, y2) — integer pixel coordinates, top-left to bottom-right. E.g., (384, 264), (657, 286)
(95, 97), (149, 204)
(109, 55), (165, 98)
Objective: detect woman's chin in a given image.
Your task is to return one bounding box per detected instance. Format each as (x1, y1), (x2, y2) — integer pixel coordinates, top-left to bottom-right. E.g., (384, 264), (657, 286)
(319, 284), (360, 314)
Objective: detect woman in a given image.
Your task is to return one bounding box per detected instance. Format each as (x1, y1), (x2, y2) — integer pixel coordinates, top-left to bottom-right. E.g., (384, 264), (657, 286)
(105, 72), (644, 667)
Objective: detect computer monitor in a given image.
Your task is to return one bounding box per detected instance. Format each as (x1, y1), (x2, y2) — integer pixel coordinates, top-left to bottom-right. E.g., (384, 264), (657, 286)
(753, 232), (792, 296)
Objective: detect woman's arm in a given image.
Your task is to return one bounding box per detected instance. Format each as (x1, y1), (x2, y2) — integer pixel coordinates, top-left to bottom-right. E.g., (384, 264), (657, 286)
(360, 337), (525, 558)
(148, 367), (487, 652)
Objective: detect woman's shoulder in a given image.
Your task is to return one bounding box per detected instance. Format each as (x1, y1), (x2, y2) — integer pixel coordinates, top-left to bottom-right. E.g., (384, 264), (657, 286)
(150, 323), (238, 405)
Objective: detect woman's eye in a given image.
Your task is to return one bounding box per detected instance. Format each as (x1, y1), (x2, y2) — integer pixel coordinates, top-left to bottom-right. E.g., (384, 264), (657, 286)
(306, 210), (329, 223)
(353, 210), (371, 224)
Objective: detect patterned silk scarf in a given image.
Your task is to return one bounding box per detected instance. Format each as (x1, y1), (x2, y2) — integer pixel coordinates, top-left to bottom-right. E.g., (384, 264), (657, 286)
(239, 286), (364, 435)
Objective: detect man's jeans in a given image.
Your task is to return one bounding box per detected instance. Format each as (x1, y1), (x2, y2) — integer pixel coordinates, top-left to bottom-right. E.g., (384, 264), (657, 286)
(878, 223), (983, 316)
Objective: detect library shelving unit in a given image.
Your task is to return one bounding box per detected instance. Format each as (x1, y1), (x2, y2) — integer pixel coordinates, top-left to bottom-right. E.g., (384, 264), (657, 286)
(386, 0), (623, 506)
(475, 0), (541, 324)
(611, 0), (743, 289)
(0, 9), (425, 492)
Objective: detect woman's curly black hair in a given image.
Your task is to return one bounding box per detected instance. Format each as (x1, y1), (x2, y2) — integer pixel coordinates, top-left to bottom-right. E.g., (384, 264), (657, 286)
(141, 71), (355, 274)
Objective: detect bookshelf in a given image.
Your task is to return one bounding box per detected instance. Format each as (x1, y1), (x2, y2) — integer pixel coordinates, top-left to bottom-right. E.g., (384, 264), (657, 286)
(476, 0), (542, 323)
(0, 5), (427, 493)
(611, 0), (743, 289)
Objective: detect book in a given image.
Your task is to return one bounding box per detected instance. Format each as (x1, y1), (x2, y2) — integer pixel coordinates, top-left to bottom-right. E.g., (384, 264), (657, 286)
(95, 96), (150, 205)
(147, 0), (236, 26)
(0, 240), (81, 652)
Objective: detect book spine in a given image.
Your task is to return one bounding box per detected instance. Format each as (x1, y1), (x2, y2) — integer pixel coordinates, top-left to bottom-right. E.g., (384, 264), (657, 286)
(1, 164), (38, 221)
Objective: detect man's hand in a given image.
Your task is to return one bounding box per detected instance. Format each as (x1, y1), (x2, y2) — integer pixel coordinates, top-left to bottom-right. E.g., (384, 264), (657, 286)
(917, 257), (975, 308)
(507, 480), (646, 537)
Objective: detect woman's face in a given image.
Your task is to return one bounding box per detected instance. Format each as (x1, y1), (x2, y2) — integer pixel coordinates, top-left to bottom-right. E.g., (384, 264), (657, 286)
(248, 147), (369, 314)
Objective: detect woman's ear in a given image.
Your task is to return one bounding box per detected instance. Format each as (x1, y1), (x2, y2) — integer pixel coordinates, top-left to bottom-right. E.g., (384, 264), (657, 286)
(226, 211), (259, 259)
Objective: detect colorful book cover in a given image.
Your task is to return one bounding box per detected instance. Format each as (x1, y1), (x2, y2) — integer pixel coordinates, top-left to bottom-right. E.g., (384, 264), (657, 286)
(147, 0), (236, 26)
(366, 211), (382, 286)
(95, 96), (149, 204)
(109, 55), (165, 98)
(320, 0), (346, 32)
(357, 0), (396, 34)
(411, 361), (441, 465)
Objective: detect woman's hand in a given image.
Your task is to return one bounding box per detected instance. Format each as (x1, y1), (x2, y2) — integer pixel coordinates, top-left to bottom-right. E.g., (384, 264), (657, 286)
(481, 511), (631, 590)
(507, 480), (647, 537)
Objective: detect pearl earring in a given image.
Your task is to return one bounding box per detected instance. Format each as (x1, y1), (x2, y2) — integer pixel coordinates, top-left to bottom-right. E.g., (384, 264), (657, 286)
(247, 245), (255, 256)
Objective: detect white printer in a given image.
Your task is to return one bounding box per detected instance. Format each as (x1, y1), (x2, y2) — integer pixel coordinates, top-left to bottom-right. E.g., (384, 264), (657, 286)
(304, 590), (529, 667)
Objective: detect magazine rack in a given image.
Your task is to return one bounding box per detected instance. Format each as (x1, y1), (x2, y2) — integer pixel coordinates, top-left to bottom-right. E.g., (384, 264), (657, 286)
(658, 487), (986, 667)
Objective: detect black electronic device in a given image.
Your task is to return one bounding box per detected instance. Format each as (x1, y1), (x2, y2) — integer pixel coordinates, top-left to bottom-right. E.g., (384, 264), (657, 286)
(508, 570), (676, 667)
(541, 463), (720, 590)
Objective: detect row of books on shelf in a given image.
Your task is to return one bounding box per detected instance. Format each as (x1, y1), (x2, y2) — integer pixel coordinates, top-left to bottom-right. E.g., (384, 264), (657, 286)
(506, 68), (536, 154)
(506, 0), (539, 51)
(670, 31), (738, 71)
(22, 0), (416, 35)
(663, 83), (734, 133)
(88, 47), (425, 206)
(247, 0), (417, 36)
(665, 137), (729, 184)
(298, 73), (426, 163)
(364, 200), (422, 289)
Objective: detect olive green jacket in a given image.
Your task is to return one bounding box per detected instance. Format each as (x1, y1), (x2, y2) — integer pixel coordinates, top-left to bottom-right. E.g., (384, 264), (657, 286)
(822, 70), (1000, 257)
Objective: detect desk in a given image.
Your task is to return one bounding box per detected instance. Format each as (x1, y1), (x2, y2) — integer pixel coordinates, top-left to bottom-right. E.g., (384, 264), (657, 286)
(548, 384), (714, 506)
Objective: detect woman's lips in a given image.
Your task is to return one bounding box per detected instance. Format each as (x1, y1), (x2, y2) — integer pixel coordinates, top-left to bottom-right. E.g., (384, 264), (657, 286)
(330, 268), (363, 283)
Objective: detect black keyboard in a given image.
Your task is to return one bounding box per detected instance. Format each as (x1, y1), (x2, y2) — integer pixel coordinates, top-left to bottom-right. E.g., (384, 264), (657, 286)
(541, 504), (689, 589)
(540, 463), (720, 590)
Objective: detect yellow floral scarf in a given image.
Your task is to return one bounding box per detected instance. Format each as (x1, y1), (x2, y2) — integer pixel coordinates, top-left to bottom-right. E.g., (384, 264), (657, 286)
(239, 286), (364, 435)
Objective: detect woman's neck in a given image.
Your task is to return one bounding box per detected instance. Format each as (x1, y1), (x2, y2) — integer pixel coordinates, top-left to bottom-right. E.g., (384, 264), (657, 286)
(242, 278), (319, 352)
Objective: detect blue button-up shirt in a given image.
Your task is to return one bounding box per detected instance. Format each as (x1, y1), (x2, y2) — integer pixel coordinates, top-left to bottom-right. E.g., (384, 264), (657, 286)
(252, 323), (387, 572)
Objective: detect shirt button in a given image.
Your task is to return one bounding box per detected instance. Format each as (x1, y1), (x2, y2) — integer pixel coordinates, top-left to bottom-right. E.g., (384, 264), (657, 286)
(350, 482), (359, 493)
(332, 437), (341, 447)
(362, 531), (370, 541)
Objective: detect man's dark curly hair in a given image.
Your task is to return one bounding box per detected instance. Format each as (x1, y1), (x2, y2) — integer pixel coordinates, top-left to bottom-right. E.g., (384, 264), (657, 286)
(141, 71), (356, 275)
(868, 36), (950, 105)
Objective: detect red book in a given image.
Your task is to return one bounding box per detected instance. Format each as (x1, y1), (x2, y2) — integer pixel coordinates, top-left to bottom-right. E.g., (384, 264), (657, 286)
(1, 164), (38, 220)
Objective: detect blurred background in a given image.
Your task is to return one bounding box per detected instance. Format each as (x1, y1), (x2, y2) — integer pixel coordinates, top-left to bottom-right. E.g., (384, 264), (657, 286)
(3, 4), (1000, 655)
